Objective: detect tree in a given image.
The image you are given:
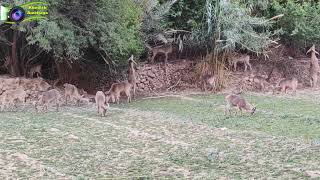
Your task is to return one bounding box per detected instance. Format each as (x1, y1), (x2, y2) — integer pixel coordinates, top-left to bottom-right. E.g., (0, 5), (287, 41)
(0, 0), (44, 76)
(163, 0), (205, 31)
(269, 0), (320, 49)
(28, 0), (143, 67)
(137, 0), (178, 44)
(193, 0), (279, 91)
(203, 0), (276, 54)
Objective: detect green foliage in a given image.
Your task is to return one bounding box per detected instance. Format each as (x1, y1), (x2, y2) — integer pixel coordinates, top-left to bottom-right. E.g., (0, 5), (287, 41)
(137, 0), (178, 43)
(239, 0), (269, 15)
(89, 0), (144, 65)
(203, 0), (276, 54)
(157, 0), (274, 54)
(164, 0), (206, 31)
(270, 0), (320, 48)
(28, 0), (143, 65)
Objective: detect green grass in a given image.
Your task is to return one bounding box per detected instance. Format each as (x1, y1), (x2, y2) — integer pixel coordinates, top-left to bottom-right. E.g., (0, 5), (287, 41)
(125, 94), (320, 139)
(0, 94), (319, 179)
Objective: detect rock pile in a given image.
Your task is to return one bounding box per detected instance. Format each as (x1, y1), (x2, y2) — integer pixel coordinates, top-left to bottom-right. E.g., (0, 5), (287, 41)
(0, 76), (52, 102)
(135, 61), (198, 93)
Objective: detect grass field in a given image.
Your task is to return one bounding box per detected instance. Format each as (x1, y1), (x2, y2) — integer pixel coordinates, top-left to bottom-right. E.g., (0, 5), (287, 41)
(0, 93), (320, 179)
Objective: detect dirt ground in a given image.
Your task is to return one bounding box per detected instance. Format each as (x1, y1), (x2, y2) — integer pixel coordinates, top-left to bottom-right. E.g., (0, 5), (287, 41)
(0, 89), (319, 179)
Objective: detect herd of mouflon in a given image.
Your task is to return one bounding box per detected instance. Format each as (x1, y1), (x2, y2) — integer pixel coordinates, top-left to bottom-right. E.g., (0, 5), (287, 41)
(0, 45), (319, 117)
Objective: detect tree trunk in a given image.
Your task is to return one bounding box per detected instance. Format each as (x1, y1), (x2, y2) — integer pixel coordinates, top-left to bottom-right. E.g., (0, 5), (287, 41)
(11, 30), (21, 76)
(55, 59), (65, 83)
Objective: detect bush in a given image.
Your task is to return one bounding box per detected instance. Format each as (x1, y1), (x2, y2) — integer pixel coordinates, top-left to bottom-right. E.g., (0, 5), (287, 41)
(28, 0), (144, 66)
(270, 0), (320, 49)
(163, 0), (205, 31)
(203, 0), (275, 54)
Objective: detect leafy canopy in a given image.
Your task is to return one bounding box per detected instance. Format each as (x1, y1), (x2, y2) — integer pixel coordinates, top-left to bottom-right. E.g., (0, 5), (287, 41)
(203, 0), (276, 54)
(28, 0), (143, 65)
(270, 0), (320, 49)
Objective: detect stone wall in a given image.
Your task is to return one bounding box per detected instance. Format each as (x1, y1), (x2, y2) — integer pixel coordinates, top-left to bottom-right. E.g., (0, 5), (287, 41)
(135, 61), (198, 93)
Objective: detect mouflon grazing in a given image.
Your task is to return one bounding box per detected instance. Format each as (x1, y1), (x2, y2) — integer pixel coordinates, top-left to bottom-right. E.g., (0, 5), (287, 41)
(273, 77), (298, 94)
(224, 94), (256, 115)
(95, 91), (109, 117)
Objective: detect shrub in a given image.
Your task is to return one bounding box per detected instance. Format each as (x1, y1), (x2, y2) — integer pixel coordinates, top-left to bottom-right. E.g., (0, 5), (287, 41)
(270, 0), (320, 49)
(28, 0), (144, 66)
